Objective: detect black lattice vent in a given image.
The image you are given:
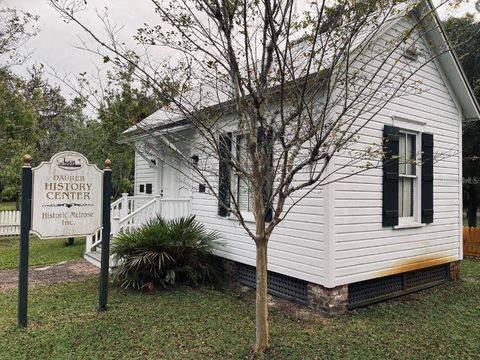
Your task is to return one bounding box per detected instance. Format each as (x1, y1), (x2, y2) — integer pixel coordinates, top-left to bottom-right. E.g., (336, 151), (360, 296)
(348, 264), (449, 309)
(404, 264), (449, 290)
(236, 264), (308, 304)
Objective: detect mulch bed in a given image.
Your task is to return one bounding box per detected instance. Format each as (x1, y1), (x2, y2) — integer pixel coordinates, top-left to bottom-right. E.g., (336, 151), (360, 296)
(0, 260), (98, 291)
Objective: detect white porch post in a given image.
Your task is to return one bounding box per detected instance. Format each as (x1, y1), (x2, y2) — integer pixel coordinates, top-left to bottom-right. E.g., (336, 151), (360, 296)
(85, 235), (93, 253)
(111, 214), (120, 237)
(155, 194), (162, 218)
(120, 192), (129, 219)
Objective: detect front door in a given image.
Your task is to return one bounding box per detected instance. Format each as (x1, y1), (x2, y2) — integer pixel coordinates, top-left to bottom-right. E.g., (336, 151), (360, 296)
(158, 153), (191, 199)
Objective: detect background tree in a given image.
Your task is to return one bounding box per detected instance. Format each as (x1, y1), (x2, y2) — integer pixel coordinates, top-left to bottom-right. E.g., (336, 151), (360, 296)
(0, 5), (38, 202)
(444, 14), (480, 227)
(0, 66), (90, 202)
(0, 70), (36, 202)
(76, 64), (171, 197)
(23, 65), (88, 162)
(51, 0), (464, 353)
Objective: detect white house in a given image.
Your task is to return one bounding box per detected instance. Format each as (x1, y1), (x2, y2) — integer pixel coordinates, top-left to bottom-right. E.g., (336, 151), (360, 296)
(85, 1), (480, 312)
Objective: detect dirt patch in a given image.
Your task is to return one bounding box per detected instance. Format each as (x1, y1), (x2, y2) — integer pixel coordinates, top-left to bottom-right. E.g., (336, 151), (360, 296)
(0, 260), (98, 291)
(227, 282), (328, 325)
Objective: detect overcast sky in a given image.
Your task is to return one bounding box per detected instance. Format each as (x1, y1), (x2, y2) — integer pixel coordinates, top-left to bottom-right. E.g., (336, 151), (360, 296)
(4, 0), (480, 99)
(4, 0), (164, 98)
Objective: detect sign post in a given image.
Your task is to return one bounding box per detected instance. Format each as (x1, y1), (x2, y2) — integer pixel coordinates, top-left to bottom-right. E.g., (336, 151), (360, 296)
(98, 160), (111, 311)
(18, 155), (32, 328)
(18, 151), (108, 327)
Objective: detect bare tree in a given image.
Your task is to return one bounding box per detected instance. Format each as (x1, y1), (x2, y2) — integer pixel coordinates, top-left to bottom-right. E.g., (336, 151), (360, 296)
(0, 5), (39, 69)
(50, 0), (466, 353)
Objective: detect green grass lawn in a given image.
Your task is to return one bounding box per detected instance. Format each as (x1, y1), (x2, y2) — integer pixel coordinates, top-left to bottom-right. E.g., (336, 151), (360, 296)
(0, 236), (85, 269)
(1, 260), (480, 359)
(0, 202), (17, 211)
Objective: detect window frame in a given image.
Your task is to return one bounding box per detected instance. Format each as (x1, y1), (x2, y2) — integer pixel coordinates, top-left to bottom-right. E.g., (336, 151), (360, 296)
(145, 183), (153, 195)
(397, 129), (421, 226)
(231, 134), (256, 222)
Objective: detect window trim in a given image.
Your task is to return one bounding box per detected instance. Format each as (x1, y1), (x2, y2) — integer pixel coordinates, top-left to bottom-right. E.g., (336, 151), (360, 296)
(223, 131), (273, 224)
(384, 119), (433, 229)
(232, 134), (255, 218)
(397, 129), (422, 227)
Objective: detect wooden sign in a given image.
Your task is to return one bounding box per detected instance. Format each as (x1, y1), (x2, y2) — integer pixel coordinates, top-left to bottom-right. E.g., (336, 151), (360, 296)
(18, 153), (112, 328)
(31, 151), (103, 239)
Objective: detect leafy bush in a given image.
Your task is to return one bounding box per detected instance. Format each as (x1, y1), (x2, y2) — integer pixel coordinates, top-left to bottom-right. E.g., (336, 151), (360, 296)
(111, 215), (221, 291)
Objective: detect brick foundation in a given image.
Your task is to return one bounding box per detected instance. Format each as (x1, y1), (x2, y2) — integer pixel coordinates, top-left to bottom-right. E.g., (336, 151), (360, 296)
(222, 259), (455, 313)
(224, 258), (348, 314)
(307, 283), (348, 314)
(449, 261), (461, 281)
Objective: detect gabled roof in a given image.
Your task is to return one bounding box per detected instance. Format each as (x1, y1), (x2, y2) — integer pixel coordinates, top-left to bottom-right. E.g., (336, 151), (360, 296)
(123, 0), (480, 138)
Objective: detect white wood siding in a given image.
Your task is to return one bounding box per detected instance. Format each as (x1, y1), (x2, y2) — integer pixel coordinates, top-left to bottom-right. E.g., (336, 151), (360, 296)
(331, 18), (462, 286)
(191, 194), (326, 284)
(189, 120), (327, 285)
(131, 17), (464, 289)
(134, 141), (158, 196)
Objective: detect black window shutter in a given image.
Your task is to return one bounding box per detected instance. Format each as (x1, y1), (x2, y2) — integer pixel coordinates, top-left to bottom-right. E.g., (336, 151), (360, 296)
(218, 133), (232, 217)
(421, 133), (434, 224)
(258, 127), (273, 222)
(383, 125), (400, 227)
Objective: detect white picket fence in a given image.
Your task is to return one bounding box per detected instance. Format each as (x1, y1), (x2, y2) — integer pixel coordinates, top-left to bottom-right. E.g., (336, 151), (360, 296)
(0, 210), (21, 236)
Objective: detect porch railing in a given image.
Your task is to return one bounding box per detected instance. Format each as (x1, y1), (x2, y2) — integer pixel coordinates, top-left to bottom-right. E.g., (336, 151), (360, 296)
(85, 193), (191, 254)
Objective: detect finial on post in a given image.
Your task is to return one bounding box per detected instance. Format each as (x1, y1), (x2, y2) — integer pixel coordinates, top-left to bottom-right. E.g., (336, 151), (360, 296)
(23, 154), (32, 167)
(104, 159), (111, 169)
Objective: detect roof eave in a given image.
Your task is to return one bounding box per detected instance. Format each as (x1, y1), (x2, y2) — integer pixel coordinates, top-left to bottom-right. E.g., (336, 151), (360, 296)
(423, 0), (480, 121)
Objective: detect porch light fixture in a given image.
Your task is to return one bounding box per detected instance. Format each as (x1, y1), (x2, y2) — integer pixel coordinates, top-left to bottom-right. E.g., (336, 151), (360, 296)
(191, 155), (199, 166)
(403, 46), (419, 61)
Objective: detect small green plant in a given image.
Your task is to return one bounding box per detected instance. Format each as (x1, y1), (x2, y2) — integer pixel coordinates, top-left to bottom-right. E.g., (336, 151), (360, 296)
(111, 215), (221, 291)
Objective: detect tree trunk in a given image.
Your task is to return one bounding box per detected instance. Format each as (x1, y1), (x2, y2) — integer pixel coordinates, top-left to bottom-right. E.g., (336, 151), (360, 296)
(255, 240), (269, 353)
(467, 185), (477, 228)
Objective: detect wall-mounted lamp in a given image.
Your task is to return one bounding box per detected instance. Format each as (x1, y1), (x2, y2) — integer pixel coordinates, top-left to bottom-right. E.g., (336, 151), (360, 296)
(191, 155), (199, 166)
(403, 47), (419, 61)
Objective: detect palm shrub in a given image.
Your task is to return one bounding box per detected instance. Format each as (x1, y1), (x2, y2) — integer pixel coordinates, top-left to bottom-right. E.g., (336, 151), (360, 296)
(111, 215), (221, 290)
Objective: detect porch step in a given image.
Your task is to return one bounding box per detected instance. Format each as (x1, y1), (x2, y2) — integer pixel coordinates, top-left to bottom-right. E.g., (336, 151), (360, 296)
(84, 251), (101, 268)
(84, 251), (118, 271)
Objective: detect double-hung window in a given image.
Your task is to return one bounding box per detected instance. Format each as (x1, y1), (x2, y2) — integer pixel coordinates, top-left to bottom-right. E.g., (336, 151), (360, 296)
(398, 131), (417, 222)
(217, 130), (273, 221)
(236, 135), (254, 213)
(383, 124), (433, 227)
